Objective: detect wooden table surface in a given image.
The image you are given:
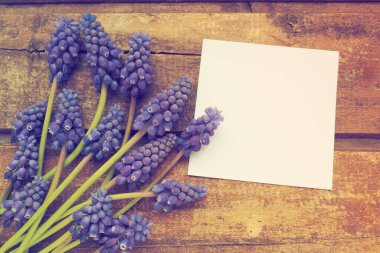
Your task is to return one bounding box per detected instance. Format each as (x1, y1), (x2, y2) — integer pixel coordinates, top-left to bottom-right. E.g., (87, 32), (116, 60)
(0, 1), (379, 252)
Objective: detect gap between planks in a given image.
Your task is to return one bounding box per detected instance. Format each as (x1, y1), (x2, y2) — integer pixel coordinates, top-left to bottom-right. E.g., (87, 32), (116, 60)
(0, 47), (201, 57)
(1, 134), (379, 152)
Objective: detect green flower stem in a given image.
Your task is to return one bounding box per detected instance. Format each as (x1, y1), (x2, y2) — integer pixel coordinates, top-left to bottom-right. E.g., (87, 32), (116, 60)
(52, 236), (72, 253)
(38, 75), (58, 176)
(34, 178), (115, 238)
(101, 95), (137, 188)
(61, 239), (80, 253)
(43, 83), (108, 180)
(39, 231), (71, 253)
(30, 125), (149, 246)
(0, 208), (5, 215)
(122, 95), (137, 145)
(17, 146), (67, 252)
(100, 166), (115, 189)
(5, 236), (24, 253)
(0, 153), (93, 252)
(0, 182), (13, 204)
(29, 216), (73, 249)
(111, 191), (156, 200)
(114, 149), (184, 217)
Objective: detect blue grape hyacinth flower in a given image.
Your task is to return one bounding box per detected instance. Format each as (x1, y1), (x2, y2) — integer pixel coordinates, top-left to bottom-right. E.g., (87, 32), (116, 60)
(11, 102), (47, 143)
(46, 16), (80, 84)
(152, 179), (207, 212)
(49, 89), (85, 152)
(70, 189), (113, 242)
(120, 33), (153, 97)
(115, 133), (177, 192)
(177, 107), (223, 157)
(4, 136), (40, 190)
(79, 13), (123, 91)
(99, 214), (152, 253)
(133, 76), (191, 139)
(82, 105), (124, 160)
(1, 177), (49, 228)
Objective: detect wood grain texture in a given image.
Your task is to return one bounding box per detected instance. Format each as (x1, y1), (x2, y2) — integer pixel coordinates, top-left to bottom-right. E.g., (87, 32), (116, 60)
(2, 13), (380, 54)
(0, 3), (380, 253)
(0, 2), (250, 14)
(0, 136), (379, 251)
(81, 237), (380, 253)
(0, 12), (380, 134)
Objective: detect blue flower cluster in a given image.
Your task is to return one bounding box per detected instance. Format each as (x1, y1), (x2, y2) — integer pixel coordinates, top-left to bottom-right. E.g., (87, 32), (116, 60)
(49, 89), (85, 152)
(152, 179), (207, 212)
(70, 189), (113, 242)
(79, 13), (123, 91)
(46, 16), (80, 84)
(11, 102), (47, 143)
(99, 214), (152, 253)
(83, 105), (124, 160)
(2, 177), (49, 228)
(120, 33), (153, 97)
(133, 76), (192, 139)
(4, 136), (39, 190)
(115, 133), (177, 192)
(177, 107), (223, 157)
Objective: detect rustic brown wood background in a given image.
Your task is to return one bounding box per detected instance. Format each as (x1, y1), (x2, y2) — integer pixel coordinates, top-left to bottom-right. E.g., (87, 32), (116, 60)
(0, 1), (380, 252)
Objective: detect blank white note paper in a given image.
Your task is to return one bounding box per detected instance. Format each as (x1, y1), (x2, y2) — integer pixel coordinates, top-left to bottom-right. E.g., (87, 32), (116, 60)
(188, 39), (339, 190)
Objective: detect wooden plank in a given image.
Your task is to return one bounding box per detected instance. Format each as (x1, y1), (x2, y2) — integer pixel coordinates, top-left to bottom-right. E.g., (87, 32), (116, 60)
(78, 237), (380, 253)
(0, 136), (379, 251)
(0, 2), (250, 14)
(0, 13), (380, 134)
(1, 2), (378, 15)
(1, 43), (380, 134)
(2, 13), (380, 54)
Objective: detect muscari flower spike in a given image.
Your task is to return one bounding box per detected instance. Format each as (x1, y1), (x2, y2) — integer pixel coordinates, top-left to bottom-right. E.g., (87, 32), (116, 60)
(70, 189), (113, 242)
(82, 105), (124, 160)
(1, 176), (49, 229)
(79, 13), (123, 91)
(133, 76), (192, 139)
(99, 214), (152, 253)
(120, 33), (153, 97)
(152, 179), (207, 212)
(46, 16), (80, 84)
(48, 89), (85, 152)
(115, 133), (177, 192)
(11, 102), (47, 143)
(177, 107), (223, 157)
(4, 136), (39, 190)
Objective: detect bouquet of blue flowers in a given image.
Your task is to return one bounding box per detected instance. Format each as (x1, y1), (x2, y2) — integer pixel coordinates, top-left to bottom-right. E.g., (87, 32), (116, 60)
(0, 13), (223, 253)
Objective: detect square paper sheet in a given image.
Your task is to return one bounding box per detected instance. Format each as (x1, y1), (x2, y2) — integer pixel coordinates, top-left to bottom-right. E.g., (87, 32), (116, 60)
(188, 39), (339, 190)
